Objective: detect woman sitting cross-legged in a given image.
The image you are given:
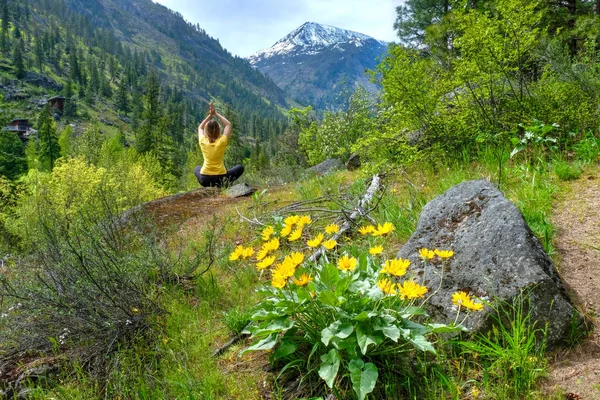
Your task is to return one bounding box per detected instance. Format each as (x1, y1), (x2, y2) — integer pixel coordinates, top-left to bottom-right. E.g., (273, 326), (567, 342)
(194, 103), (244, 187)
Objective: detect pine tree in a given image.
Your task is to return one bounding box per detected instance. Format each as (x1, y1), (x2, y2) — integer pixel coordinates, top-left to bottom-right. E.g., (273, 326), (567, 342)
(116, 78), (130, 114)
(0, 131), (27, 180)
(37, 105), (61, 170)
(135, 71), (162, 154)
(0, 0), (8, 53)
(34, 38), (44, 72)
(58, 125), (74, 158)
(63, 78), (77, 120)
(13, 40), (25, 79)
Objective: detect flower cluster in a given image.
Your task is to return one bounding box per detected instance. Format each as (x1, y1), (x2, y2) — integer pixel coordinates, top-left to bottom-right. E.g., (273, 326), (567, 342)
(229, 245), (254, 261)
(358, 222), (395, 237)
(419, 247), (454, 260)
(452, 291), (484, 311)
(377, 257), (428, 300)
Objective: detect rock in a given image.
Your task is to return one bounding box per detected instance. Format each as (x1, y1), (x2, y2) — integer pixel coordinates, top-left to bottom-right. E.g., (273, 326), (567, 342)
(346, 153), (361, 171)
(397, 179), (582, 347)
(120, 115), (131, 124)
(23, 72), (63, 92)
(225, 183), (256, 198)
(306, 159), (344, 175)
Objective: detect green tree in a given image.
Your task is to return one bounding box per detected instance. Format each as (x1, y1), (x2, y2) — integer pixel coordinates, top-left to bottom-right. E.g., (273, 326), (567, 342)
(38, 105), (61, 170)
(13, 39), (25, 79)
(0, 0), (8, 53)
(63, 78), (77, 120)
(116, 78), (130, 114)
(58, 125), (74, 158)
(34, 38), (43, 72)
(135, 71), (162, 154)
(0, 131), (27, 180)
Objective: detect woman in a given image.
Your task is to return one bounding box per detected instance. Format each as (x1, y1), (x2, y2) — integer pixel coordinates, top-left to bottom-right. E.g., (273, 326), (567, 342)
(194, 102), (244, 187)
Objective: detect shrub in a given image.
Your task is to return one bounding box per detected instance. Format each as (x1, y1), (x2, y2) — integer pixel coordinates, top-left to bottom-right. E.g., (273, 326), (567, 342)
(235, 218), (479, 399)
(574, 131), (600, 163)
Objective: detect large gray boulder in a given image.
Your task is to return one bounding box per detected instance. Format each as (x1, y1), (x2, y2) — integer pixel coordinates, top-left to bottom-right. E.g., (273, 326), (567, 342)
(306, 159), (344, 176)
(397, 180), (582, 347)
(225, 183), (256, 198)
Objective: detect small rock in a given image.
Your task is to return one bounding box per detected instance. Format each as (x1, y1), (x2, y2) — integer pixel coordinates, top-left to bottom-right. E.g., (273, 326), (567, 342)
(346, 153), (361, 171)
(225, 183), (256, 198)
(306, 159), (344, 176)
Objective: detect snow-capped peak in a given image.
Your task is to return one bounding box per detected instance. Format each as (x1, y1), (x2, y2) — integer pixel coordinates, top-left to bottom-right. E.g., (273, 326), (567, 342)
(248, 22), (385, 64)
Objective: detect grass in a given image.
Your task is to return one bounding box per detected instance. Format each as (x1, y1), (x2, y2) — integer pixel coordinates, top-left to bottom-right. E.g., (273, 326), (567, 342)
(14, 152), (578, 399)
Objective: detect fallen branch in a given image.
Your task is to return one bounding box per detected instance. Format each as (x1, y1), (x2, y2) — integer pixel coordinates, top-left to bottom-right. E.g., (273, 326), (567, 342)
(308, 174), (381, 263)
(211, 333), (245, 357)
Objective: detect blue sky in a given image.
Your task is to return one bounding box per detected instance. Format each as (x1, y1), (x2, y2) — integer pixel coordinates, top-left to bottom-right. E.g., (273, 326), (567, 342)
(152, 0), (401, 57)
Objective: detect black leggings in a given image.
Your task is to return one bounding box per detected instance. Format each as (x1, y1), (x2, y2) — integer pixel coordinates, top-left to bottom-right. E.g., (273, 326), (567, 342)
(194, 165), (244, 188)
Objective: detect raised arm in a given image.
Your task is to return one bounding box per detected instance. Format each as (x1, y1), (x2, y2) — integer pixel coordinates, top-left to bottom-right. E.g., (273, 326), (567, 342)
(215, 112), (232, 139)
(198, 113), (212, 140)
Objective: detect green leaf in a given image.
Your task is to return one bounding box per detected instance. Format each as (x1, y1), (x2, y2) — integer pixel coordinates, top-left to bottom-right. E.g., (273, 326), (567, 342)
(410, 335), (436, 353)
(377, 324), (400, 342)
(318, 348), (340, 388)
(354, 311), (377, 321)
(319, 262), (340, 288)
(348, 359), (378, 400)
(356, 326), (383, 355)
(401, 306), (426, 317)
(321, 321), (354, 346)
(241, 334), (278, 355)
(318, 290), (339, 307)
(427, 323), (465, 333)
(273, 340), (298, 359)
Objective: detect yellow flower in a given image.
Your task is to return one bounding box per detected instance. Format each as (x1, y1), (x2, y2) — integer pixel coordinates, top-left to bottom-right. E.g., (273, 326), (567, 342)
(242, 247), (255, 259)
(372, 222), (395, 237)
(359, 225), (375, 235)
(256, 247), (269, 261)
(322, 239), (337, 250)
(471, 387), (480, 399)
(419, 248), (435, 260)
(229, 245), (244, 261)
(307, 233), (324, 248)
(293, 273), (313, 286)
(288, 251), (304, 266)
(281, 223), (293, 237)
(337, 254), (358, 272)
(261, 225), (274, 241)
(369, 245), (384, 255)
(377, 278), (397, 295)
(452, 291), (483, 311)
(325, 223), (340, 234)
(398, 280), (428, 300)
(435, 249), (454, 259)
(271, 275), (287, 289)
(297, 215), (312, 226)
(381, 258), (410, 277)
(256, 256), (276, 270)
(264, 237), (280, 252)
(284, 215), (300, 226)
(288, 227), (303, 242)
(273, 260), (296, 280)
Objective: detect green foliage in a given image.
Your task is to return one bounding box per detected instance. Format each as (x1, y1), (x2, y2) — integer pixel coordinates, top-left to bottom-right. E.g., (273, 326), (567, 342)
(37, 105), (60, 170)
(244, 245), (458, 398)
(0, 130), (26, 180)
(574, 131), (600, 163)
(299, 88), (375, 165)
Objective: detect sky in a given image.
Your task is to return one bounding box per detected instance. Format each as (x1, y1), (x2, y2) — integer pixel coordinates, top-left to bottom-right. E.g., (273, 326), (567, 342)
(151, 0), (401, 58)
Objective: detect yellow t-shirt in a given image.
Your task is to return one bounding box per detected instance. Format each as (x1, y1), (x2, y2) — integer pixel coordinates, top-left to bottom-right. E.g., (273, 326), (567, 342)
(200, 135), (228, 175)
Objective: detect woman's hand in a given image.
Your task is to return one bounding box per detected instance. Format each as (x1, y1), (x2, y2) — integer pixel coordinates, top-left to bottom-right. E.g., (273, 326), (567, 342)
(209, 102), (216, 116)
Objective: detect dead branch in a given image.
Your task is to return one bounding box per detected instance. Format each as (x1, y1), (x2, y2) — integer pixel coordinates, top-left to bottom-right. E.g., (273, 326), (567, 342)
(235, 207), (265, 227)
(308, 174), (381, 263)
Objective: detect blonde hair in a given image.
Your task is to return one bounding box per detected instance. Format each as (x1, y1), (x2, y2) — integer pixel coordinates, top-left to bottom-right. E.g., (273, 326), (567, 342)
(206, 120), (221, 143)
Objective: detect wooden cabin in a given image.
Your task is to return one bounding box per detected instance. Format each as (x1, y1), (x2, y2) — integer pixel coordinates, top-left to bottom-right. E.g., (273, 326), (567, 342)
(3, 118), (36, 141)
(48, 96), (66, 113)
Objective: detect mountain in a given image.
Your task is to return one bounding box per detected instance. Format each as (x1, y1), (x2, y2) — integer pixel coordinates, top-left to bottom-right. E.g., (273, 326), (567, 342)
(248, 22), (389, 110)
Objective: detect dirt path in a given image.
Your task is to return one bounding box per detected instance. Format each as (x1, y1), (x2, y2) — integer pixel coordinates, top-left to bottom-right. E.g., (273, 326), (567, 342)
(545, 165), (600, 398)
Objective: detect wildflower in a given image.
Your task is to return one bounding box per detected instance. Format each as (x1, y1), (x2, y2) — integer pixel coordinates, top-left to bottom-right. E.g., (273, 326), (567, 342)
(337, 254), (358, 272)
(419, 248), (435, 260)
(297, 215), (312, 226)
(293, 273), (313, 286)
(377, 278), (397, 295)
(274, 260), (296, 279)
(256, 247), (269, 261)
(369, 245), (384, 255)
(229, 245), (244, 261)
(264, 237), (280, 252)
(381, 258), (410, 277)
(323, 239), (337, 250)
(261, 225), (274, 241)
(256, 256), (276, 270)
(435, 249), (454, 259)
(359, 225), (375, 235)
(307, 233), (325, 248)
(452, 291), (483, 311)
(398, 280), (428, 300)
(242, 247), (255, 259)
(325, 223), (340, 234)
(284, 215), (300, 226)
(288, 227), (303, 242)
(271, 275), (287, 289)
(281, 223), (293, 237)
(471, 387), (480, 399)
(372, 222), (395, 237)
(288, 251), (304, 266)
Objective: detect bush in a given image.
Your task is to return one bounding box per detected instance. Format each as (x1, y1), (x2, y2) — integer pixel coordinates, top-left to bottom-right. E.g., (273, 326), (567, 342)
(574, 131), (600, 163)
